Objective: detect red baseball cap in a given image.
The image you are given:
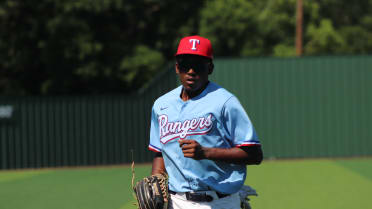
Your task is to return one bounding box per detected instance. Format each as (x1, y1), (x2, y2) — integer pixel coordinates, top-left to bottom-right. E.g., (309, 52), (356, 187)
(175, 35), (213, 59)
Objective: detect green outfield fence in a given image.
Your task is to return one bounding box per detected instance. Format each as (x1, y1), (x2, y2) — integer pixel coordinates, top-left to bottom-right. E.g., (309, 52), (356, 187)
(1, 56), (372, 169)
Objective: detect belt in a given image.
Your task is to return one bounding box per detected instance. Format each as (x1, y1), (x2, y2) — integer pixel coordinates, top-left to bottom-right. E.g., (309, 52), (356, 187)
(169, 190), (230, 202)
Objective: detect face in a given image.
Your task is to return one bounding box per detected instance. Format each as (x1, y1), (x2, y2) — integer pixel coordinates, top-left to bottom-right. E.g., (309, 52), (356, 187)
(175, 55), (213, 94)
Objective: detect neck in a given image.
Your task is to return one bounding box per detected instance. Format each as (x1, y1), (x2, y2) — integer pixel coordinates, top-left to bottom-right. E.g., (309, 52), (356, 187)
(181, 81), (209, 101)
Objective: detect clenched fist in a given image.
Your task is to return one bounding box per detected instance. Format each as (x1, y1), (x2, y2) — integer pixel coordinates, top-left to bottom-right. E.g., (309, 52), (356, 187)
(178, 139), (207, 160)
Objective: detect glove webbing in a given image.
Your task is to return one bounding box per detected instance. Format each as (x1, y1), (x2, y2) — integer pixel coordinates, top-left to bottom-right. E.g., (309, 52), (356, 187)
(153, 173), (169, 201)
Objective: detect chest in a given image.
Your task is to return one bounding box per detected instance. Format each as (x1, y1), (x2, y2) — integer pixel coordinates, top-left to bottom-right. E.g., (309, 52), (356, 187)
(157, 101), (221, 144)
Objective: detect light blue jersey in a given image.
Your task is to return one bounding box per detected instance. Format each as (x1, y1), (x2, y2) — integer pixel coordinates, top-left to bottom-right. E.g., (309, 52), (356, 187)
(149, 82), (260, 194)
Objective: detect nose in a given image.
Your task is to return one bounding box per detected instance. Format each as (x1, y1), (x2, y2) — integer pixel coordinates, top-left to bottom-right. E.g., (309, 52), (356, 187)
(186, 68), (197, 74)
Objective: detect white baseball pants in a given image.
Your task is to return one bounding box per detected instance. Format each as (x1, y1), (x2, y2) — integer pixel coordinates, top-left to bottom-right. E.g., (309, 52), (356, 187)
(169, 191), (240, 209)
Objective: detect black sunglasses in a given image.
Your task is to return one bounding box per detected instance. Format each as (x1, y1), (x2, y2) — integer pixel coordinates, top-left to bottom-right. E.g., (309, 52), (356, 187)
(177, 60), (209, 73)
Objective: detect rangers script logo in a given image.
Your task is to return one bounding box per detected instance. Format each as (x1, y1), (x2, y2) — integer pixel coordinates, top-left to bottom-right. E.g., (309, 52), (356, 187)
(159, 114), (213, 144)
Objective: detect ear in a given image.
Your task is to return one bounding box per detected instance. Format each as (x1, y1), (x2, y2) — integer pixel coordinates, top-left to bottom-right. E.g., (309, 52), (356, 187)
(208, 63), (214, 75)
(175, 63), (180, 74)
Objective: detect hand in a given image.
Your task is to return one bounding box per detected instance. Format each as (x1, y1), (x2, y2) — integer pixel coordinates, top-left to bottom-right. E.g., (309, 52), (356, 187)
(179, 139), (207, 160)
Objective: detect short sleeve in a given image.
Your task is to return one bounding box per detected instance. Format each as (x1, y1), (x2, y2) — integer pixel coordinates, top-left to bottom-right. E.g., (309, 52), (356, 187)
(148, 106), (162, 152)
(222, 96), (260, 147)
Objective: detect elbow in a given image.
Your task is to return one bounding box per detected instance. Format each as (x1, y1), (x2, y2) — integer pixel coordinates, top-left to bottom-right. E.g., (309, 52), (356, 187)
(254, 151), (263, 165)
(247, 151), (263, 165)
(254, 146), (264, 164)
(246, 146), (263, 165)
(239, 145), (264, 165)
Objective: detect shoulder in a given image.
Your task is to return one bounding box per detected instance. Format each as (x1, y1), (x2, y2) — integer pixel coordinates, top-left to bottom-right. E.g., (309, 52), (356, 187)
(152, 85), (182, 109)
(205, 82), (246, 114)
(204, 82), (235, 103)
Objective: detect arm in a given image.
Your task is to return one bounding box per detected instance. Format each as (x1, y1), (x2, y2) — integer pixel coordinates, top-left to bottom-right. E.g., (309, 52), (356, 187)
(151, 152), (167, 175)
(179, 139), (263, 165)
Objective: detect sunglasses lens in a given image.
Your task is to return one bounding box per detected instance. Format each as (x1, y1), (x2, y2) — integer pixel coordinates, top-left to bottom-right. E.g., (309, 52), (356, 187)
(179, 61), (207, 73)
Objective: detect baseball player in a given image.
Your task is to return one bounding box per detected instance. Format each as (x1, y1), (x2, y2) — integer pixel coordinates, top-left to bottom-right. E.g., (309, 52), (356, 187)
(148, 35), (263, 209)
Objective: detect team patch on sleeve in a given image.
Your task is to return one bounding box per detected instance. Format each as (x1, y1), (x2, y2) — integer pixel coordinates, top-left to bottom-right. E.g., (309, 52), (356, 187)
(236, 140), (261, 147)
(148, 144), (162, 152)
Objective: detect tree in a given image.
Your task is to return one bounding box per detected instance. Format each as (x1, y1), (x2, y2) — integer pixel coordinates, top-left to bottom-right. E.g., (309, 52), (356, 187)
(309, 0), (372, 54)
(1, 0), (372, 95)
(199, 0), (263, 57)
(0, 0), (204, 95)
(199, 0), (372, 57)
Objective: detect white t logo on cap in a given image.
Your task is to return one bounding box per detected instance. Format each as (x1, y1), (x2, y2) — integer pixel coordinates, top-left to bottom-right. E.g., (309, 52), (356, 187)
(189, 39), (200, 50)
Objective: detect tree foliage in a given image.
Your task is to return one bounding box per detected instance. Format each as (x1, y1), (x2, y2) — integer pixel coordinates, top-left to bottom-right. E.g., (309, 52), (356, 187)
(1, 0), (372, 95)
(199, 0), (372, 57)
(0, 0), (203, 95)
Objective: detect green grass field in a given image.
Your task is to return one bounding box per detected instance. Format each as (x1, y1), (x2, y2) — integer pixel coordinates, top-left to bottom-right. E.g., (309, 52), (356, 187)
(0, 158), (371, 209)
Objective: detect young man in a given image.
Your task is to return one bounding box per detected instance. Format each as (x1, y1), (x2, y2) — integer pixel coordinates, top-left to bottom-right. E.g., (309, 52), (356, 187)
(148, 35), (263, 209)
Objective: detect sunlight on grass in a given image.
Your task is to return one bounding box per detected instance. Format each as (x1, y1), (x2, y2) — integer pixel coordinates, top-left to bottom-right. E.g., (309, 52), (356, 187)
(0, 169), (52, 183)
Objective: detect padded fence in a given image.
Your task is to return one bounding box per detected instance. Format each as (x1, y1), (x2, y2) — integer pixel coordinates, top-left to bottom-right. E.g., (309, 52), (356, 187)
(211, 56), (372, 159)
(0, 66), (177, 169)
(1, 56), (371, 169)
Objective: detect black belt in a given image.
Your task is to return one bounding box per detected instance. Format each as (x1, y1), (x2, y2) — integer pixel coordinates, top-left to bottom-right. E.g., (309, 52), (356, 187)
(169, 190), (230, 202)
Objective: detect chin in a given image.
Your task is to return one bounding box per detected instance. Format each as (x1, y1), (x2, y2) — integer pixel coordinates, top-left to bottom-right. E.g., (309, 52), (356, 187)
(183, 86), (194, 92)
(183, 83), (198, 91)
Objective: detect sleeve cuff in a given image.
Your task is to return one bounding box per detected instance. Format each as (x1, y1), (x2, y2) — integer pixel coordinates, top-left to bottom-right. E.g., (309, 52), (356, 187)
(148, 144), (162, 152)
(236, 141), (261, 147)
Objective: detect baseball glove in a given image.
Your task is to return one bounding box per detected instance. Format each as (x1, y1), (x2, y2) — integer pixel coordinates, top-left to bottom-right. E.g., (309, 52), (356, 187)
(133, 173), (169, 209)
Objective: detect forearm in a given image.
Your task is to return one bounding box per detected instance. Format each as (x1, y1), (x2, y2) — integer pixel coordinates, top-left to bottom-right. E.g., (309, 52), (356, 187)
(151, 154), (166, 175)
(203, 146), (263, 165)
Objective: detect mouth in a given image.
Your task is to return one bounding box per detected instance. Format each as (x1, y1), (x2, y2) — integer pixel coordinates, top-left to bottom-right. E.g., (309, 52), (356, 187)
(185, 78), (197, 85)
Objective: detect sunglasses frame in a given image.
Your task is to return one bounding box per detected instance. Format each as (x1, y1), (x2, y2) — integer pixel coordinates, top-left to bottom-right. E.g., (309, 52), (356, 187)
(177, 59), (210, 73)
